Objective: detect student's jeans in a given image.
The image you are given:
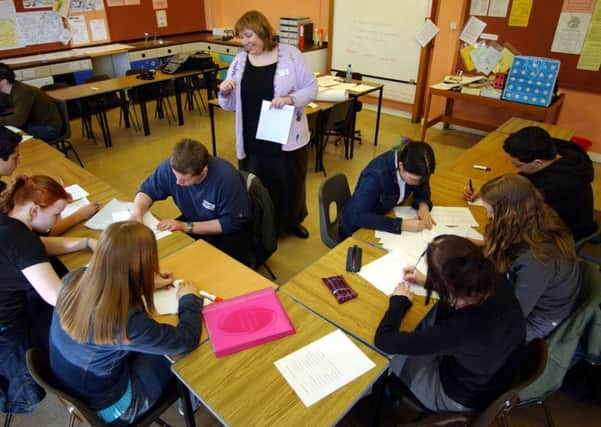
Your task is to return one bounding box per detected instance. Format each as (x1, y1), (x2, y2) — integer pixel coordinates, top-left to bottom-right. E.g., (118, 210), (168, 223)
(23, 123), (61, 142)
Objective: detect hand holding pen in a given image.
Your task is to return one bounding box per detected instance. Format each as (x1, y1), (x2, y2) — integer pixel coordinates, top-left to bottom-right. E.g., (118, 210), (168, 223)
(403, 265), (426, 286)
(463, 178), (479, 202)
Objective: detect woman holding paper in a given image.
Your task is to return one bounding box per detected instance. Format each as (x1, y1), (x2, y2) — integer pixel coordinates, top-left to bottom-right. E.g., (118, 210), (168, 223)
(375, 235), (525, 413)
(49, 221), (202, 426)
(218, 10), (318, 238)
(0, 175), (95, 413)
(480, 174), (581, 341)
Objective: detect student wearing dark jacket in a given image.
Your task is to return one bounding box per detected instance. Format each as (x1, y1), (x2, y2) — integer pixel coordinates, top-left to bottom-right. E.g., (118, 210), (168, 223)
(466, 126), (596, 241)
(339, 142), (435, 239)
(374, 235), (525, 412)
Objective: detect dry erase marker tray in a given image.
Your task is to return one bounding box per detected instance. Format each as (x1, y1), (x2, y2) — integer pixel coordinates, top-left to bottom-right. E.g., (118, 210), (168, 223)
(502, 56), (560, 107)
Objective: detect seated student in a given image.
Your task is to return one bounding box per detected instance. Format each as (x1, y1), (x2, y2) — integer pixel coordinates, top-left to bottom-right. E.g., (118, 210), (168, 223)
(339, 141), (436, 239)
(0, 175), (95, 414)
(132, 139), (252, 265)
(375, 235), (525, 413)
(480, 174), (581, 341)
(49, 221), (202, 426)
(0, 63), (62, 142)
(465, 126), (596, 241)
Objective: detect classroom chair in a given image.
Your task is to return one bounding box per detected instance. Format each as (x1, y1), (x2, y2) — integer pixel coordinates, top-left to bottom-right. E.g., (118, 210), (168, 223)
(317, 99), (356, 175)
(125, 69), (177, 126)
(239, 170), (277, 280)
(46, 100), (84, 167)
(41, 83), (94, 142)
(395, 339), (548, 427)
(26, 348), (177, 427)
(180, 68), (219, 115)
(334, 70), (363, 145)
(318, 173), (351, 248)
(517, 259), (601, 426)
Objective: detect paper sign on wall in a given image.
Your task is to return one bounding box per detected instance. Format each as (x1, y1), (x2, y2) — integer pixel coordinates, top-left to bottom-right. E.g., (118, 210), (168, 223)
(89, 18), (107, 41)
(68, 15), (89, 44)
(508, 0), (533, 27)
(156, 9), (167, 28)
(153, 0), (167, 9)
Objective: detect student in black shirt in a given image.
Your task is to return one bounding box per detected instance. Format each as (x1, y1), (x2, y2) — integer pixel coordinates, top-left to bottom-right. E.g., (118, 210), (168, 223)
(374, 235), (525, 412)
(0, 175), (95, 413)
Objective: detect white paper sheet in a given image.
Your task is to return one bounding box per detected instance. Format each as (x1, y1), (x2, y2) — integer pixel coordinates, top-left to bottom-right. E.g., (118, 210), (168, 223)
(459, 16), (487, 44)
(255, 100), (294, 144)
(16, 11), (64, 45)
(430, 207), (478, 227)
(68, 15), (89, 45)
(551, 12), (592, 54)
(393, 206), (419, 219)
(153, 284), (179, 315)
(64, 184), (88, 200)
(315, 88), (348, 102)
(274, 329), (375, 407)
(416, 18), (439, 47)
(61, 197), (90, 219)
(470, 0), (490, 16)
(89, 18), (108, 42)
(488, 0), (510, 17)
(85, 198), (172, 240)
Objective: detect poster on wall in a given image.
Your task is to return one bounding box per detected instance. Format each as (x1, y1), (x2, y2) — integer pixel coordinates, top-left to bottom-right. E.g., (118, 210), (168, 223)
(0, 0), (23, 50)
(156, 9), (167, 27)
(124, 0), (140, 5)
(23, 0), (54, 9)
(53, 0), (72, 17)
(508, 0), (533, 27)
(70, 0), (103, 12)
(551, 12), (592, 54)
(488, 0), (510, 17)
(16, 11), (64, 44)
(153, 0), (167, 9)
(89, 17), (108, 41)
(68, 14), (89, 44)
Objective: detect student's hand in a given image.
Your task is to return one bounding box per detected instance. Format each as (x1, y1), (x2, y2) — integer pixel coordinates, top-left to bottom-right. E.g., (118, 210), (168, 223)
(155, 272), (174, 289)
(219, 79), (236, 96)
(73, 202), (101, 221)
(401, 219), (425, 233)
(403, 266), (426, 286)
(391, 282), (413, 301)
(417, 204), (435, 229)
(86, 238), (98, 252)
(176, 280), (197, 300)
(463, 187), (479, 202)
(157, 219), (185, 232)
(271, 96), (293, 109)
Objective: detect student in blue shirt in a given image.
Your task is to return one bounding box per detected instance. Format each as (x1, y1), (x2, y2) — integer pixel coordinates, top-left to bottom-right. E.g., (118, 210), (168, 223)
(340, 141), (436, 239)
(49, 221), (203, 426)
(132, 139), (252, 264)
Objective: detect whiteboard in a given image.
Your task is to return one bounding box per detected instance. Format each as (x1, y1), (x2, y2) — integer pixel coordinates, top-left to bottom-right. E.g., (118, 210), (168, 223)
(331, 0), (431, 102)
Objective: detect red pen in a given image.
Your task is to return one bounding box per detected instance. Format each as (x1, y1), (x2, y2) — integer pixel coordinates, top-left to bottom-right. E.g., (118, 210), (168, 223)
(199, 290), (224, 303)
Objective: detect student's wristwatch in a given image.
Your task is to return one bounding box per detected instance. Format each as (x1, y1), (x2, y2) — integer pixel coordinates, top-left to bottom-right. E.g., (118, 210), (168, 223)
(186, 221), (193, 233)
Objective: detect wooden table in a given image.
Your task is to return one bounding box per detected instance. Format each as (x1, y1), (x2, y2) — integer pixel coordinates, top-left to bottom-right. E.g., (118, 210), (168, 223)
(494, 116), (576, 139)
(13, 138), (193, 270)
(157, 239), (277, 339)
(47, 69), (215, 146)
(172, 293), (388, 427)
(420, 87), (566, 141)
(281, 237), (435, 351)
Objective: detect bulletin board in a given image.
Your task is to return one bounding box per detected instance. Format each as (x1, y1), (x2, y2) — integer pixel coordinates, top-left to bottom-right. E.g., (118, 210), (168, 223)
(460, 1), (601, 93)
(0, 0), (206, 59)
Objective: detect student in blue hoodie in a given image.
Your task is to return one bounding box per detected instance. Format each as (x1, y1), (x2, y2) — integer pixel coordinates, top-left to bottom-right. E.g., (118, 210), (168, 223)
(340, 141), (436, 239)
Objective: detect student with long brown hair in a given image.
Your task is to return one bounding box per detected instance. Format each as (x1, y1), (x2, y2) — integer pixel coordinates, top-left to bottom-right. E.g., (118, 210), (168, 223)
(0, 175), (94, 413)
(375, 235), (525, 412)
(49, 221), (202, 425)
(480, 174), (581, 341)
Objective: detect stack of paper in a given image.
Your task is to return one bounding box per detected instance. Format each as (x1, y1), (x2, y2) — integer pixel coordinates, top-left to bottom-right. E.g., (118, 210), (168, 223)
(61, 184), (91, 218)
(275, 329), (375, 407)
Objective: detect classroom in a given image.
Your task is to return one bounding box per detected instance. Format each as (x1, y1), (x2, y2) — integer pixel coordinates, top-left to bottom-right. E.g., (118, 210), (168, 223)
(1, 0), (601, 426)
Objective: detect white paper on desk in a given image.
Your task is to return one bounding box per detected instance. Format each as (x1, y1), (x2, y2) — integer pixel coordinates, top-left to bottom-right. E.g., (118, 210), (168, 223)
(431, 207), (478, 227)
(416, 18), (439, 47)
(430, 82), (460, 91)
(65, 184), (88, 201)
(352, 84), (376, 93)
(316, 88), (348, 102)
(255, 100), (294, 144)
(61, 197), (90, 219)
(154, 284), (179, 315)
(393, 206), (418, 219)
(85, 198), (172, 240)
(274, 329), (375, 407)
(460, 16), (487, 44)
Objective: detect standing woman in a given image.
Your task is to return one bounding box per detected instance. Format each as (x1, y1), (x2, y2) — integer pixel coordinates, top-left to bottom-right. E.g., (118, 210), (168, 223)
(480, 174), (581, 341)
(50, 222), (203, 426)
(0, 175), (94, 413)
(219, 10), (318, 238)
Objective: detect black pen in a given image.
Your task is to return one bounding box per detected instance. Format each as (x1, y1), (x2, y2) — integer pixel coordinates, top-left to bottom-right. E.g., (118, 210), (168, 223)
(468, 178), (474, 193)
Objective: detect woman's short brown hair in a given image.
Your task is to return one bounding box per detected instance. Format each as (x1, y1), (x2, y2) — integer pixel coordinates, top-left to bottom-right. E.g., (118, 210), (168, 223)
(235, 10), (277, 51)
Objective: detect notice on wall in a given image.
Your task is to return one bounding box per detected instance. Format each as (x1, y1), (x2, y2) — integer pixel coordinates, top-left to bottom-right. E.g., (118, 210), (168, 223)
(577, 0), (601, 70)
(156, 9), (167, 28)
(460, 16), (486, 44)
(53, 0), (72, 17)
(551, 12), (592, 54)
(153, 0), (167, 9)
(508, 0), (533, 27)
(470, 0), (490, 16)
(415, 19), (439, 47)
(16, 11), (64, 45)
(488, 0), (510, 17)
(68, 14), (89, 44)
(563, 0), (597, 13)
(23, 0), (53, 9)
(89, 18), (108, 41)
(124, 0), (140, 5)
(106, 0), (123, 5)
(0, 0), (22, 51)
(70, 0), (103, 11)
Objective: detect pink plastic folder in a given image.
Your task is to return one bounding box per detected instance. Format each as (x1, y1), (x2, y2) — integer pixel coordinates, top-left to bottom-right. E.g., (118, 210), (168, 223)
(203, 288), (296, 357)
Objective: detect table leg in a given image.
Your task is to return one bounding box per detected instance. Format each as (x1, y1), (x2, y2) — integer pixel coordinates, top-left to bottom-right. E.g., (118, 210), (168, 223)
(373, 86), (383, 146)
(176, 379), (197, 427)
(209, 102), (217, 156)
(175, 79), (185, 126)
(140, 100), (150, 136)
(119, 90), (130, 129)
(420, 90), (433, 141)
(443, 98), (454, 129)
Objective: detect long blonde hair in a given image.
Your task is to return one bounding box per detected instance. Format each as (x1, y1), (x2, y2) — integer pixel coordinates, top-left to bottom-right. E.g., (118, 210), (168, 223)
(56, 221), (159, 344)
(481, 174), (575, 272)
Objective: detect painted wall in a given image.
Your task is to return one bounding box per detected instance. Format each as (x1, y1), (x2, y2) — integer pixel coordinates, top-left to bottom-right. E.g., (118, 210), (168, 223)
(204, 0), (329, 39)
